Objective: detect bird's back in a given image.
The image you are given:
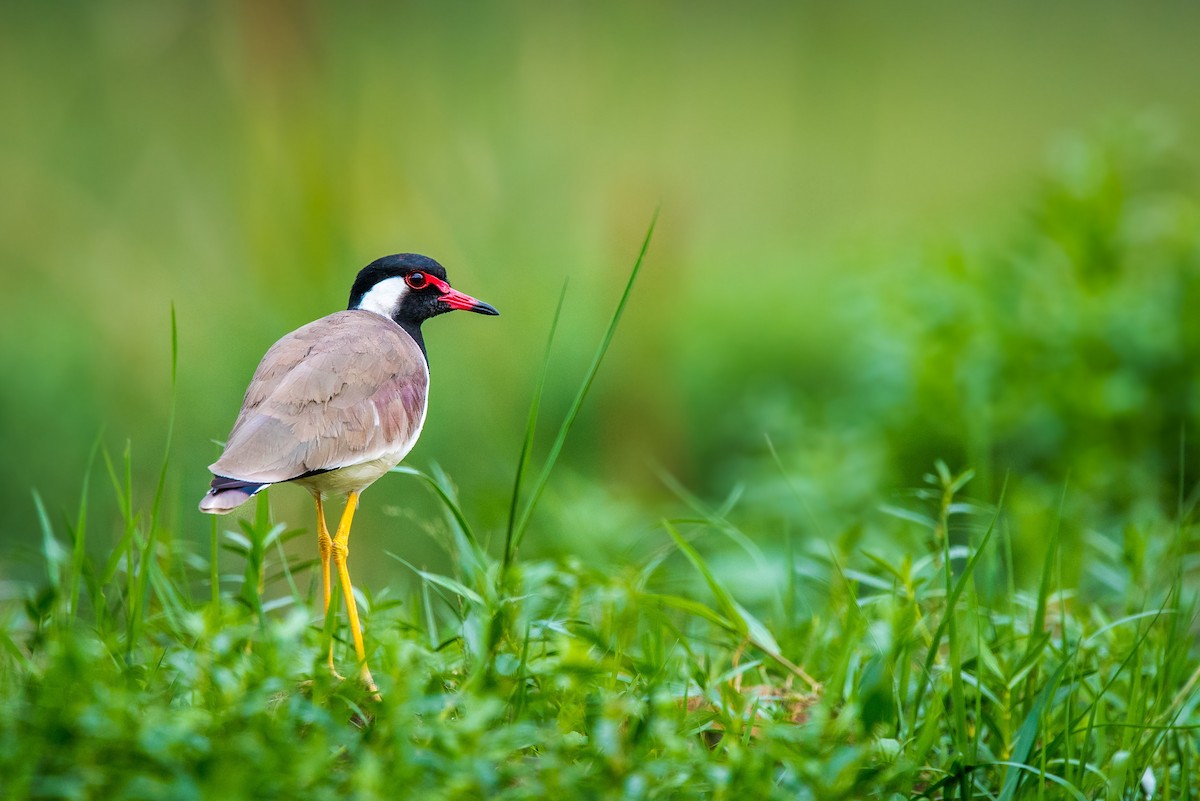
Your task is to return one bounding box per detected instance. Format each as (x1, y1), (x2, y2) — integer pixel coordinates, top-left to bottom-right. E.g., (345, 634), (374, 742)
(209, 310), (429, 487)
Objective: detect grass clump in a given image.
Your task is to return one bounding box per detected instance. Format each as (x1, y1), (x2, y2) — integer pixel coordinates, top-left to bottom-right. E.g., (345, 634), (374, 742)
(3, 455), (1197, 799)
(4, 170), (1200, 798)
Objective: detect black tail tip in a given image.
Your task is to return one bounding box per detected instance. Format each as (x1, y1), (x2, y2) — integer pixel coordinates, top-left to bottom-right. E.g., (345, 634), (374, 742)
(199, 477), (267, 514)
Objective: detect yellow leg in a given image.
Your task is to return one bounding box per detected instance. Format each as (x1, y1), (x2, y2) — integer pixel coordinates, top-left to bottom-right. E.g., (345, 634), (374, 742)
(314, 494), (338, 676)
(331, 491), (377, 692)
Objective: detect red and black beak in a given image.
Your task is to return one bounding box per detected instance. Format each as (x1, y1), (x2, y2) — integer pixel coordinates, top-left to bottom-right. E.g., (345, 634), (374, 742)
(440, 287), (499, 315)
(429, 276), (499, 316)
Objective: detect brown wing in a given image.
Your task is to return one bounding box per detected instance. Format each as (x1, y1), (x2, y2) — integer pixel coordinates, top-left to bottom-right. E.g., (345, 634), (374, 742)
(209, 310), (428, 484)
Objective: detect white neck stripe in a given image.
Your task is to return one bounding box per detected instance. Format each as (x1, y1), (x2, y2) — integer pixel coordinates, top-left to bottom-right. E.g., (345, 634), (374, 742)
(355, 276), (410, 317)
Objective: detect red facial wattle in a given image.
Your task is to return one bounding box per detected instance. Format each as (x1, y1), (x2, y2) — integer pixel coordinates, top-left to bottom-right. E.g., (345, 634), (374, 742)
(425, 274), (499, 316)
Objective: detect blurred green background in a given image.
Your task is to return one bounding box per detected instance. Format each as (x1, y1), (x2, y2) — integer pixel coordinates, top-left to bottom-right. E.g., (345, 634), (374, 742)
(3, 1), (1199, 591)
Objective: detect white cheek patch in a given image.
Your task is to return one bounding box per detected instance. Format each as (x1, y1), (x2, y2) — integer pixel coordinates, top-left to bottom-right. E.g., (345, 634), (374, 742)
(356, 276), (410, 317)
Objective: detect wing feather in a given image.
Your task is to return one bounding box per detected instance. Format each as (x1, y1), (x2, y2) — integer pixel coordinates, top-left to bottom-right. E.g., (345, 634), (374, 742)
(209, 310), (428, 484)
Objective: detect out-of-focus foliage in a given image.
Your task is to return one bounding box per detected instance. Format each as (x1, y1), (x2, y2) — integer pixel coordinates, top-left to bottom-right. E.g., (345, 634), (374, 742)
(3, 3), (1200, 589)
(4, 3), (1200, 797)
(699, 125), (1200, 587)
(2, 459), (1197, 798)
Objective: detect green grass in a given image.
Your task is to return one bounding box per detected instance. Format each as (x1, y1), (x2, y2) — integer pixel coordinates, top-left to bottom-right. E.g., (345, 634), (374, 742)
(5, 444), (1197, 799)
(8, 4), (1200, 560)
(4, 214), (1199, 800)
(4, 5), (1200, 795)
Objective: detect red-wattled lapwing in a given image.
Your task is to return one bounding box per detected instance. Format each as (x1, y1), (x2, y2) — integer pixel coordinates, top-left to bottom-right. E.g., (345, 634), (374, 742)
(199, 253), (498, 690)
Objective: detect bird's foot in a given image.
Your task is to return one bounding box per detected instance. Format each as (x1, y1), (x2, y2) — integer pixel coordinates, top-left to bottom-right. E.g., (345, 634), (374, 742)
(360, 666), (381, 703)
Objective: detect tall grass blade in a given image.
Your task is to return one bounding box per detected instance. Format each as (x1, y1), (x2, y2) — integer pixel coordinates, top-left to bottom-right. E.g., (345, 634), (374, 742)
(997, 658), (1072, 801)
(509, 207), (659, 559)
(210, 514), (220, 608)
(1031, 479), (1069, 651)
(129, 306), (179, 655)
(67, 430), (103, 619)
(503, 279), (569, 572)
(392, 465), (482, 572)
(32, 490), (66, 595)
(418, 569), (484, 607)
(991, 762), (1088, 801)
(100, 442), (137, 586)
(0, 626), (32, 672)
(657, 468), (766, 569)
(910, 480), (1003, 726)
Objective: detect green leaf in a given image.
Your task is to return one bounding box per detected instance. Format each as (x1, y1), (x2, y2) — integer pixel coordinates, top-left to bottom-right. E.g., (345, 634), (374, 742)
(997, 658), (1072, 801)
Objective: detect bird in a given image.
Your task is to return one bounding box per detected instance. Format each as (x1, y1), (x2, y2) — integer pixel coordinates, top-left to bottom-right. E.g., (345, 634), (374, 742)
(199, 253), (498, 691)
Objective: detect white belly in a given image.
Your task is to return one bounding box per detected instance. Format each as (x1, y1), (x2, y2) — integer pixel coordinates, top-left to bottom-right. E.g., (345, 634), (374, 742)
(293, 451), (407, 497)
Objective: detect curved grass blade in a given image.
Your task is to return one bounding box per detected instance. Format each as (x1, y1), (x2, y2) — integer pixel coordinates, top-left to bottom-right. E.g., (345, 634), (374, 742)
(664, 520), (818, 690)
(503, 279), (568, 572)
(508, 207), (659, 561)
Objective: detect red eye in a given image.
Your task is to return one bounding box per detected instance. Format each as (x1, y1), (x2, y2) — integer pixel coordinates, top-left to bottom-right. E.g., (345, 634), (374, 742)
(405, 272), (428, 290)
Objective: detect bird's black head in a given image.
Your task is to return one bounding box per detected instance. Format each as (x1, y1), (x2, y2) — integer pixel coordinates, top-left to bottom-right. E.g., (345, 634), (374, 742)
(349, 253), (499, 331)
